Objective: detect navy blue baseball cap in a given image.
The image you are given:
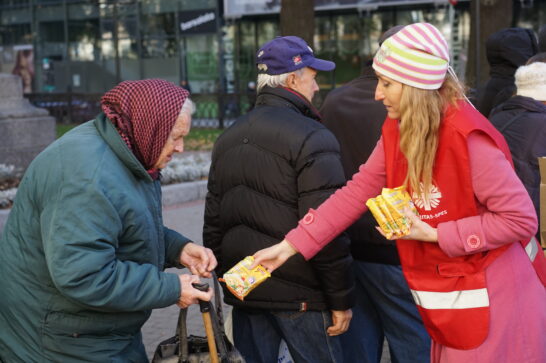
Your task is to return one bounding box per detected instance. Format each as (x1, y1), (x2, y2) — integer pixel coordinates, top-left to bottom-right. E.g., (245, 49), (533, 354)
(256, 36), (335, 75)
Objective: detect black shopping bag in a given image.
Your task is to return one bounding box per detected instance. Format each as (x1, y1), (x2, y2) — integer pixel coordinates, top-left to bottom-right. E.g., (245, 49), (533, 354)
(152, 274), (245, 363)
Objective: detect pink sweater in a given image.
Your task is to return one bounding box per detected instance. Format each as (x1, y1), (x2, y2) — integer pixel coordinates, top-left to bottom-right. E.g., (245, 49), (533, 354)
(286, 133), (545, 362)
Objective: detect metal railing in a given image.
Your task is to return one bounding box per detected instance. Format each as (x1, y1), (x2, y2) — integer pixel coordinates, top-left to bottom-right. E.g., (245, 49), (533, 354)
(26, 93), (103, 125)
(24, 92), (257, 127)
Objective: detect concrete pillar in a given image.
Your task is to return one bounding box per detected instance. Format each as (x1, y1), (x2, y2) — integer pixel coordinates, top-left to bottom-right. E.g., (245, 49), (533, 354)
(0, 74), (55, 170)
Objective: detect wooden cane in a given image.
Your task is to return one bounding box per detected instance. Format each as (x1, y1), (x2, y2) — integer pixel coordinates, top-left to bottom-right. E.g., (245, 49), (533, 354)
(192, 282), (219, 363)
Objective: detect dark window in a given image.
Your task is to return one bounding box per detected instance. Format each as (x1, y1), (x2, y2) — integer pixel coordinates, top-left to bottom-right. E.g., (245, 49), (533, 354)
(142, 13), (175, 37)
(40, 21), (65, 43)
(0, 24), (31, 45)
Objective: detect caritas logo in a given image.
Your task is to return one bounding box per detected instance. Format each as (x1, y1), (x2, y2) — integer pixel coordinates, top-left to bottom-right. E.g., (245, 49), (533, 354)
(293, 55), (302, 65)
(412, 183), (442, 211)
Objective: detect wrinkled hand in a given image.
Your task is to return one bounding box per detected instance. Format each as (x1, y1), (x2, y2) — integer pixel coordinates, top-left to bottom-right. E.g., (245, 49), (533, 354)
(177, 274), (213, 309)
(180, 242), (217, 277)
(251, 240), (298, 273)
(327, 309), (352, 336)
(376, 207), (438, 243)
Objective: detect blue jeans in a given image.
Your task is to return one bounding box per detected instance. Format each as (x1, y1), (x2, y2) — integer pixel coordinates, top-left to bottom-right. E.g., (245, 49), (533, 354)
(232, 307), (343, 363)
(340, 261), (431, 363)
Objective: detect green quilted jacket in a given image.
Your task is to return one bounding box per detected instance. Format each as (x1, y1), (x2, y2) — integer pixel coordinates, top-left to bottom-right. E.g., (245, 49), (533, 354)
(0, 114), (190, 362)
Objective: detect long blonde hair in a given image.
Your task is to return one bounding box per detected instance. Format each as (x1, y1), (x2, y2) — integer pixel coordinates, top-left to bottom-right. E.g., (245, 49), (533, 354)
(398, 73), (464, 200)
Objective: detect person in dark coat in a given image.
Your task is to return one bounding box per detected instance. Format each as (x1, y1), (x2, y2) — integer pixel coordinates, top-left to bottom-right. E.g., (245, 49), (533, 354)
(320, 25), (431, 363)
(489, 53), (546, 239)
(0, 79), (216, 362)
(476, 27), (537, 117)
(203, 36), (354, 362)
(180, 79), (192, 93)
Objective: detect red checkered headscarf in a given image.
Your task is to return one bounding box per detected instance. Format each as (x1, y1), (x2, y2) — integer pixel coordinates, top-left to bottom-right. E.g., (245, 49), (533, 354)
(101, 79), (189, 178)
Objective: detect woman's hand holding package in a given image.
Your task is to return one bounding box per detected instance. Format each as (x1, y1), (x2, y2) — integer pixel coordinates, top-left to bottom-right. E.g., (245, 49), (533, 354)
(179, 242), (217, 277)
(251, 239), (298, 273)
(377, 207), (438, 242)
(177, 274), (213, 308)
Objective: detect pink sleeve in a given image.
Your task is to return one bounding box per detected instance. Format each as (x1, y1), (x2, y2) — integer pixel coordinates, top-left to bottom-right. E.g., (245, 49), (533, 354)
(285, 137), (386, 259)
(437, 132), (538, 257)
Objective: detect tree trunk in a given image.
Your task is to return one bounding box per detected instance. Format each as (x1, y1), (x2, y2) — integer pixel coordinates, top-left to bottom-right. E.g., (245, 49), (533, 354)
(465, 0), (513, 88)
(280, 0), (315, 47)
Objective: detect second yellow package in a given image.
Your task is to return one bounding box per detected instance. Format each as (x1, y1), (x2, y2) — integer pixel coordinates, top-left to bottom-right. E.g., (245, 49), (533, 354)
(366, 186), (418, 239)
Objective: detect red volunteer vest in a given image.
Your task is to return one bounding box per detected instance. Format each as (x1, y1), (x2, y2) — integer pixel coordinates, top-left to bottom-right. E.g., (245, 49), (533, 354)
(383, 101), (546, 349)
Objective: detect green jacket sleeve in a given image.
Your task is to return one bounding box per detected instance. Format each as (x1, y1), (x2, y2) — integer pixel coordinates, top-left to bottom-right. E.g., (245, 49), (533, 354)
(163, 226), (191, 269)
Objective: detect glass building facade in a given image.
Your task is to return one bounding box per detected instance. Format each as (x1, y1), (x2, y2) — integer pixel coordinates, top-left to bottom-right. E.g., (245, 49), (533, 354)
(0, 0), (545, 120)
(0, 0), (219, 94)
(229, 4), (472, 98)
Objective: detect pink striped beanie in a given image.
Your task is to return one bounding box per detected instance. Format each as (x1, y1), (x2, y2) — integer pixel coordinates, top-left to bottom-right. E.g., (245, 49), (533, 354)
(373, 23), (449, 90)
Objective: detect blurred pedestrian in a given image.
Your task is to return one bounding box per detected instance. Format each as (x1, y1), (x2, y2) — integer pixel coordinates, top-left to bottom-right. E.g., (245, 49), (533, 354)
(180, 79), (192, 93)
(320, 24), (430, 363)
(476, 27), (537, 117)
(0, 79), (216, 362)
(254, 23), (546, 363)
(203, 36), (354, 363)
(11, 48), (34, 94)
(490, 52), (546, 240)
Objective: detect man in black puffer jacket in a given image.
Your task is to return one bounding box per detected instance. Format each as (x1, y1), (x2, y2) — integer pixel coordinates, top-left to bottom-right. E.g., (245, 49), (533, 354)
(204, 36), (354, 363)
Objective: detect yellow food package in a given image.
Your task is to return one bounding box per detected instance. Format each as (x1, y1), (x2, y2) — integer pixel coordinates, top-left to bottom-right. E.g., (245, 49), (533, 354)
(219, 256), (271, 301)
(366, 186), (418, 239)
(390, 186), (418, 214)
(365, 197), (396, 239)
(376, 195), (403, 236)
(381, 187), (415, 235)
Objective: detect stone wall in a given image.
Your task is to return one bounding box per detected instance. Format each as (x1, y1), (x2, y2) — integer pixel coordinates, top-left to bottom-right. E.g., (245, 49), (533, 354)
(0, 74), (55, 170)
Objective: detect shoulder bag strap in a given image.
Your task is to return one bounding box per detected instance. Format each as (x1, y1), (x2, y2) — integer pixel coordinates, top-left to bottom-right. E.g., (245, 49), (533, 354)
(498, 110), (527, 133)
(210, 272), (229, 356)
(212, 271), (224, 328)
(177, 308), (190, 362)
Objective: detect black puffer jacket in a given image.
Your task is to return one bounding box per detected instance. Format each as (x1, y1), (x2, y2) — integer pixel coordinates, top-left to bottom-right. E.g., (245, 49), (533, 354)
(321, 66), (400, 265)
(489, 95), (546, 238)
(476, 28), (537, 117)
(204, 86), (354, 311)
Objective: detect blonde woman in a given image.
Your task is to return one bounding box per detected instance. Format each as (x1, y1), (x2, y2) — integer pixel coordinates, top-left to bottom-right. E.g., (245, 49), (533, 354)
(252, 23), (546, 362)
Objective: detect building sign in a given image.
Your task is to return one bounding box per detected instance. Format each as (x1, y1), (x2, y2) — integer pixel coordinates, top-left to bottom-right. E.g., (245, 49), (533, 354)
(222, 25), (235, 94)
(179, 10), (217, 34)
(223, 0), (456, 18)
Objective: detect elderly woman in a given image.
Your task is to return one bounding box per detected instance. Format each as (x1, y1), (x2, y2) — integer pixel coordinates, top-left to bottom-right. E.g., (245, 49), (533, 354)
(253, 23), (546, 362)
(0, 79), (216, 362)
